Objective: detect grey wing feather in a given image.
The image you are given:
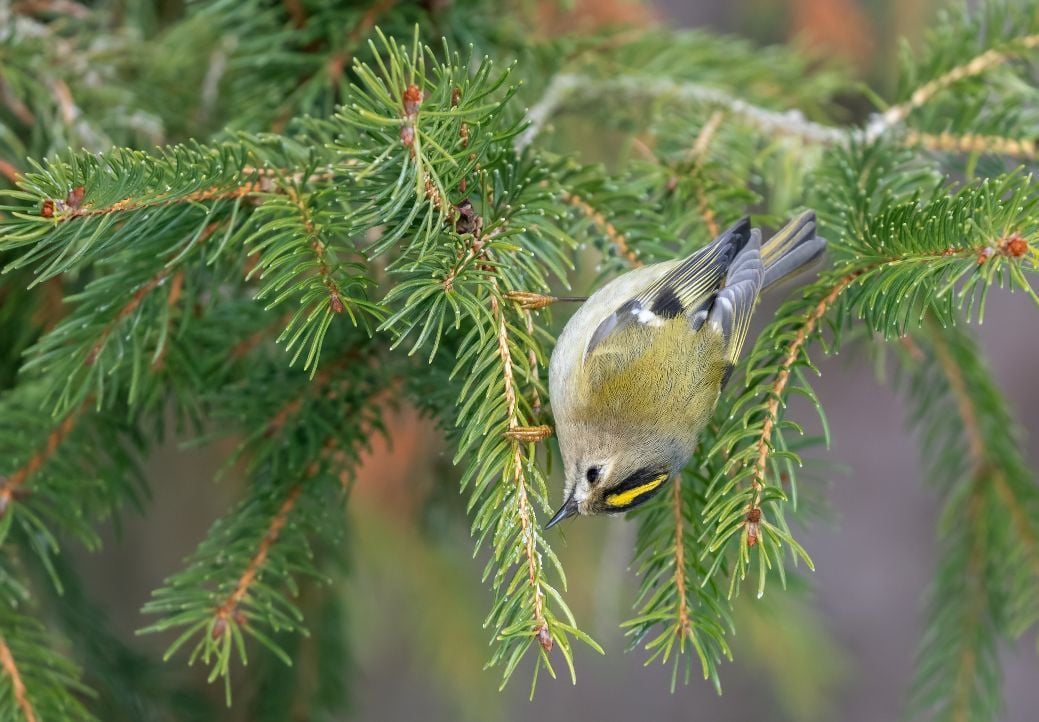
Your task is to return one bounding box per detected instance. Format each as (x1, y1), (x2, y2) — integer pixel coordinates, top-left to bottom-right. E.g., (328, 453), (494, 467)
(707, 228), (764, 364)
(636, 216), (751, 309)
(760, 210), (826, 288)
(585, 217), (752, 358)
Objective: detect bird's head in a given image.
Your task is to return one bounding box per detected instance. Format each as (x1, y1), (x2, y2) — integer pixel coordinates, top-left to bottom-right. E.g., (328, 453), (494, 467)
(546, 424), (679, 527)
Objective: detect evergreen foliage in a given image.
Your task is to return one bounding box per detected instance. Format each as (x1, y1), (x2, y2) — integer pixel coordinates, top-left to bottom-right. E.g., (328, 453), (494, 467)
(0, 0), (1038, 719)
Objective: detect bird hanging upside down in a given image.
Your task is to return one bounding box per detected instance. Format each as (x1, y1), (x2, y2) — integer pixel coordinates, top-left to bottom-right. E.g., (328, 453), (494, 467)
(546, 211), (826, 528)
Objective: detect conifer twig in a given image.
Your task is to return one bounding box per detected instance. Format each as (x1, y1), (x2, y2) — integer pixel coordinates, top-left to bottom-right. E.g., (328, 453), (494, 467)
(214, 483), (304, 630)
(0, 635), (37, 722)
(878, 34), (1039, 128)
(0, 413), (78, 515)
(85, 222), (221, 365)
(671, 475), (692, 642)
(326, 0), (398, 82)
(49, 182), (263, 223)
(561, 190), (641, 267)
(748, 272), (860, 524)
(689, 111), (724, 237)
(905, 130), (1038, 160)
(282, 186), (346, 314)
(490, 294), (549, 645)
(523, 34), (1039, 154)
(926, 327), (991, 722)
(0, 159), (19, 184)
(952, 484), (987, 722)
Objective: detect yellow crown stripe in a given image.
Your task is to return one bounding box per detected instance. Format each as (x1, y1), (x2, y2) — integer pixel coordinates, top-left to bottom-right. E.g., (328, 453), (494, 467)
(605, 474), (668, 508)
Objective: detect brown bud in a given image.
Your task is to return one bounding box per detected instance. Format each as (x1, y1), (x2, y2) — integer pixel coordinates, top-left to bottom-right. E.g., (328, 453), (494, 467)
(41, 199), (55, 218)
(1002, 233), (1029, 258)
(451, 87), (461, 107)
(503, 291), (556, 310)
(212, 617), (227, 640)
(403, 84), (423, 116)
(330, 292), (345, 314)
(746, 507), (762, 547)
(66, 185), (85, 210)
(504, 425), (553, 442)
(536, 625), (553, 653)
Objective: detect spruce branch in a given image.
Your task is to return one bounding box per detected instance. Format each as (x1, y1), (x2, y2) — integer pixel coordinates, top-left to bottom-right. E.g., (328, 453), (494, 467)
(0, 633), (38, 722)
(523, 7), (1039, 164)
(142, 336), (389, 703)
(882, 30), (1039, 125)
(213, 482), (305, 633)
(0, 607), (95, 722)
(905, 129), (1039, 161)
(0, 384), (143, 570)
(688, 110), (725, 237)
(900, 323), (1039, 722)
(0, 410), (78, 516)
(559, 189), (641, 267)
(748, 272), (860, 528)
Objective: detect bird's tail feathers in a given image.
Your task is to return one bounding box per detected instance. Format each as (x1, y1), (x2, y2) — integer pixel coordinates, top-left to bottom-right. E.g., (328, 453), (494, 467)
(760, 210), (826, 288)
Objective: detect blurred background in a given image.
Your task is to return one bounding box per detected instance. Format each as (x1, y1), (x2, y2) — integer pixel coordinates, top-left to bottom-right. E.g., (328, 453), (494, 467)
(63, 1), (1039, 720)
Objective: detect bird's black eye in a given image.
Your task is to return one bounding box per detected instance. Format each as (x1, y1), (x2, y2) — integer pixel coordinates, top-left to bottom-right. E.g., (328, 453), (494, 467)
(586, 466), (601, 485)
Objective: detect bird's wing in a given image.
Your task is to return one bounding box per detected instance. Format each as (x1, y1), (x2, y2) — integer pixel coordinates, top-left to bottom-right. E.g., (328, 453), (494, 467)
(584, 217), (754, 361)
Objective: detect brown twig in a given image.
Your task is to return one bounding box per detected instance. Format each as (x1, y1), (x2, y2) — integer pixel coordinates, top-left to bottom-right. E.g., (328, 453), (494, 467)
(48, 78), (78, 127)
(282, 185), (346, 314)
(905, 129), (1038, 160)
(229, 313), (293, 360)
(928, 328), (984, 463)
(0, 77), (35, 127)
(151, 271), (185, 370)
(749, 271), (861, 518)
(214, 483), (304, 625)
(671, 475), (692, 642)
(951, 481), (987, 722)
(927, 329), (989, 722)
(86, 223), (221, 366)
(0, 413), (78, 515)
(282, 0), (307, 28)
(689, 111), (725, 237)
(561, 190), (641, 267)
(0, 636), (37, 722)
(0, 159), (19, 185)
(881, 34), (1039, 126)
(326, 0), (398, 83)
(491, 294), (550, 649)
(53, 182), (263, 223)
(928, 327), (1039, 584)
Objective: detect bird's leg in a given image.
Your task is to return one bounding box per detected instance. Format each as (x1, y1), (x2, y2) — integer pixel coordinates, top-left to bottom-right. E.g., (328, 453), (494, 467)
(503, 291), (587, 309)
(504, 425), (554, 442)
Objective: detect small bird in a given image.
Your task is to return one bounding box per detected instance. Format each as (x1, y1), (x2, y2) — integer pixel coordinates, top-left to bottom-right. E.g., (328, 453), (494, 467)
(545, 211), (825, 528)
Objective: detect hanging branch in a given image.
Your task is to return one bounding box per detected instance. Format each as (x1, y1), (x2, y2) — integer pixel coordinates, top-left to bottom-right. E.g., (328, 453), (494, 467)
(0, 635), (37, 722)
(900, 323), (1039, 722)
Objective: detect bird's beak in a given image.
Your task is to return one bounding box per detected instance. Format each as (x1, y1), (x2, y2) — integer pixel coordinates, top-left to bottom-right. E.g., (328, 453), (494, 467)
(546, 493), (579, 529)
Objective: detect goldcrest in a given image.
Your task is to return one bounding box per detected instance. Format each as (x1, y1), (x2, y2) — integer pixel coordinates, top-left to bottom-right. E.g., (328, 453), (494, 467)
(546, 212), (825, 527)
